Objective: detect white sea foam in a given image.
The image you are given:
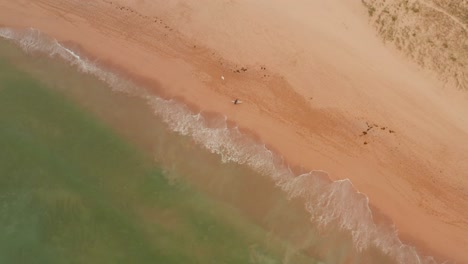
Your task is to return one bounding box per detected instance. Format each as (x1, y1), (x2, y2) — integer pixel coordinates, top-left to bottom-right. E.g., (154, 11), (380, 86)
(0, 27), (441, 264)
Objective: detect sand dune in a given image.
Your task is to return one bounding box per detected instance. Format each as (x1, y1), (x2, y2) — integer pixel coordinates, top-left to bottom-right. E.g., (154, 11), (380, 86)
(0, 0), (467, 262)
(362, 0), (467, 89)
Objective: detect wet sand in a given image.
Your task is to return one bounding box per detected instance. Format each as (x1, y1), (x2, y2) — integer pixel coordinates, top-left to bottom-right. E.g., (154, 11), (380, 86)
(0, 0), (467, 262)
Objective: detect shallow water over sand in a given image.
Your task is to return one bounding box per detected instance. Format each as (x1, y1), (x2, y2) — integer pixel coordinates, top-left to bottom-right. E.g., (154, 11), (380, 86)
(0, 29), (439, 264)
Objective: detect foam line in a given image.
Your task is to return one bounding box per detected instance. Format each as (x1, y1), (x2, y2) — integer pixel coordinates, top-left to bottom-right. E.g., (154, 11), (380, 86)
(0, 27), (439, 264)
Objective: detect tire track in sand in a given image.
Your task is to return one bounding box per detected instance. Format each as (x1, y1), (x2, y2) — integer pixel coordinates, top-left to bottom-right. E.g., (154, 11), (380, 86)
(418, 0), (467, 32)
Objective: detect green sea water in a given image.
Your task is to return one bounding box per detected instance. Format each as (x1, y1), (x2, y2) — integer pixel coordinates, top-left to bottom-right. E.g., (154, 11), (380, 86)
(0, 42), (322, 263)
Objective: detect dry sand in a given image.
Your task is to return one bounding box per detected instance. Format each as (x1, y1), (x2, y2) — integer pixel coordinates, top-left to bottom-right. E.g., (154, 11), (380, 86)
(0, 0), (467, 262)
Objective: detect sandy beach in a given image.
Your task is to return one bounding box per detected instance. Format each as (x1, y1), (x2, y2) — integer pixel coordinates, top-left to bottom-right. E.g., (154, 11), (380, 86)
(1, 0), (467, 262)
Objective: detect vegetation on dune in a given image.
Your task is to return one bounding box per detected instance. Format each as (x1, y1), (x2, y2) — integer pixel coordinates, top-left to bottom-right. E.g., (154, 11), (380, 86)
(362, 0), (468, 90)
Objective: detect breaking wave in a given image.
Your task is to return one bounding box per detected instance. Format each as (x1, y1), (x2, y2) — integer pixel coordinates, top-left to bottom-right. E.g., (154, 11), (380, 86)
(0, 27), (439, 264)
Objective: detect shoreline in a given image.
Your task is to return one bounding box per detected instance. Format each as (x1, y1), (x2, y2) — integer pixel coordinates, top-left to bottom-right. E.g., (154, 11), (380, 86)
(0, 26), (450, 263)
(1, 1), (467, 263)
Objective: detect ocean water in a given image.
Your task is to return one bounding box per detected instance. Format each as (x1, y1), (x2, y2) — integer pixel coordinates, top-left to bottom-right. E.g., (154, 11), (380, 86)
(0, 28), (441, 264)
